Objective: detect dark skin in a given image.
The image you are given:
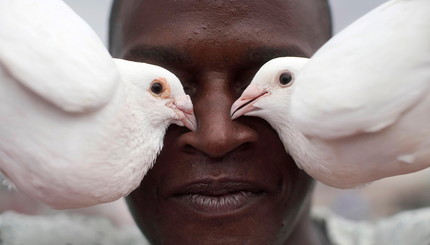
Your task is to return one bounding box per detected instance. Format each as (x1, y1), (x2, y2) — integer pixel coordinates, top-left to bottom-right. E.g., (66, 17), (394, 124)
(110, 0), (332, 244)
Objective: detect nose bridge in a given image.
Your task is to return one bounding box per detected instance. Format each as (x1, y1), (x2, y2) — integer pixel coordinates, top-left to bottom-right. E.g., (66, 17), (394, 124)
(196, 71), (233, 117)
(189, 71), (254, 158)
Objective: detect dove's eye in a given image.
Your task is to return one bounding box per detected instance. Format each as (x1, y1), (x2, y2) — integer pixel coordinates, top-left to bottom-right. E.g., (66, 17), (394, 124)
(150, 79), (171, 98)
(151, 82), (163, 94)
(279, 72), (293, 86)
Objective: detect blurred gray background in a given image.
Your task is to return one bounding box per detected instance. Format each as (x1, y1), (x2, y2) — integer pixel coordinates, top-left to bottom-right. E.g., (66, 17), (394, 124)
(2, 0), (429, 226)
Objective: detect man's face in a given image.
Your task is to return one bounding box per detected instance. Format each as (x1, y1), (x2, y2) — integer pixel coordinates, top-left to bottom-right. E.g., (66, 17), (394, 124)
(112, 0), (330, 244)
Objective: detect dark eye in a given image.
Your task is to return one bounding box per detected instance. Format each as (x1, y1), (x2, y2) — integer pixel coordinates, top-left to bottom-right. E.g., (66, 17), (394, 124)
(151, 82), (163, 94)
(183, 85), (195, 96)
(279, 72), (293, 86)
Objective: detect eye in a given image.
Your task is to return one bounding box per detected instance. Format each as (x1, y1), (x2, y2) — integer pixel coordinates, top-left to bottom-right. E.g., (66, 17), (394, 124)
(279, 72), (293, 86)
(183, 85), (196, 96)
(150, 78), (171, 98)
(151, 82), (163, 94)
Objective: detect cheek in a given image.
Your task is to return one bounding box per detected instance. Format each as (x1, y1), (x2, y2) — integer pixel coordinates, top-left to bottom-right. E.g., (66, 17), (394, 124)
(246, 118), (314, 224)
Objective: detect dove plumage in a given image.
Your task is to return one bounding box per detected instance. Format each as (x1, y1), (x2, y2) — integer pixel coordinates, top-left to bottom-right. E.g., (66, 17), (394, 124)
(0, 0), (118, 113)
(232, 0), (430, 188)
(290, 0), (430, 139)
(0, 0), (195, 209)
(289, 0), (430, 186)
(230, 57), (338, 185)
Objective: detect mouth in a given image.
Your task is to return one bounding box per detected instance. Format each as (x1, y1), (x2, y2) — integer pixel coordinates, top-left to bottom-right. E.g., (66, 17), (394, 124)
(170, 180), (265, 215)
(230, 91), (268, 120)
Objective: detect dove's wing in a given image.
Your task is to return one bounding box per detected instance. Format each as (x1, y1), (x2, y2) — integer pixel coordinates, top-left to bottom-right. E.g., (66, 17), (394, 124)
(0, 0), (125, 208)
(290, 0), (430, 139)
(0, 0), (119, 113)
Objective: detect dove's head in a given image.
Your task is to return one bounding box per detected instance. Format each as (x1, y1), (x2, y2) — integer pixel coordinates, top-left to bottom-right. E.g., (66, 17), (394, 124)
(114, 59), (196, 131)
(231, 57), (309, 121)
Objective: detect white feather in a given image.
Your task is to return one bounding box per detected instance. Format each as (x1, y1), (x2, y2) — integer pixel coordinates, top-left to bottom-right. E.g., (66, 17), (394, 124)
(233, 58), (344, 186)
(232, 0), (430, 188)
(290, 0), (430, 139)
(289, 0), (430, 186)
(0, 0), (119, 113)
(0, 0), (194, 209)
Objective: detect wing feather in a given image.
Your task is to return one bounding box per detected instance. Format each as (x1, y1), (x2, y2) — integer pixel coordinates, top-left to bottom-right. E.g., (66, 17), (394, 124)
(290, 0), (430, 139)
(0, 0), (119, 113)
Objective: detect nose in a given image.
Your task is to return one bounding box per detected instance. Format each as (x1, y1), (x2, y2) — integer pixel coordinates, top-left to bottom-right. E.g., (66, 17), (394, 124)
(179, 72), (257, 158)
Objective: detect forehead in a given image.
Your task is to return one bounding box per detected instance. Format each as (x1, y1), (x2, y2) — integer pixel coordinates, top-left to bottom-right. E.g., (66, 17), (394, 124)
(114, 0), (329, 64)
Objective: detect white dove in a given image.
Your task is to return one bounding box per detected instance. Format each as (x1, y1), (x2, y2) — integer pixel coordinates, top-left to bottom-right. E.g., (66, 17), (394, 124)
(0, 0), (196, 209)
(230, 57), (336, 184)
(231, 0), (430, 188)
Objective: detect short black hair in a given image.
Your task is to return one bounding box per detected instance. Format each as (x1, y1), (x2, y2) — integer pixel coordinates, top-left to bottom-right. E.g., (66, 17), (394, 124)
(108, 0), (333, 54)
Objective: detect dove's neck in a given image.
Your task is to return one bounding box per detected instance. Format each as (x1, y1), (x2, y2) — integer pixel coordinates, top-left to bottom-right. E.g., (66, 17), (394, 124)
(255, 100), (337, 185)
(68, 83), (170, 205)
(270, 115), (330, 170)
(0, 81), (170, 209)
(270, 113), (364, 187)
(63, 83), (170, 208)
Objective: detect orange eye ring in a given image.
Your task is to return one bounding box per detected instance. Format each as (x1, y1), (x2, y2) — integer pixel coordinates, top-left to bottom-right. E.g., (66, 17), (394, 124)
(150, 78), (171, 98)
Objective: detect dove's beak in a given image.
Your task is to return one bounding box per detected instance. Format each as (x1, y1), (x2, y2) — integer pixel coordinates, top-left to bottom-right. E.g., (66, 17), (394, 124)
(231, 84), (268, 120)
(173, 95), (197, 131)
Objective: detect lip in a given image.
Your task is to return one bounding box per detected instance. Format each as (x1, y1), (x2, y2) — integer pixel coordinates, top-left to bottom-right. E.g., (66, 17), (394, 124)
(169, 179), (266, 215)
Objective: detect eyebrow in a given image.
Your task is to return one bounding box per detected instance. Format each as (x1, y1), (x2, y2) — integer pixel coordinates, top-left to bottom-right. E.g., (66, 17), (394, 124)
(123, 44), (308, 66)
(246, 46), (308, 65)
(123, 45), (190, 64)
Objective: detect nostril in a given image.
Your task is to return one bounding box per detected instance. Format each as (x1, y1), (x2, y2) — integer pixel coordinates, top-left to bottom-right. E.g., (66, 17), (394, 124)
(183, 144), (198, 154)
(177, 132), (200, 154)
(176, 119), (258, 159)
(236, 142), (253, 152)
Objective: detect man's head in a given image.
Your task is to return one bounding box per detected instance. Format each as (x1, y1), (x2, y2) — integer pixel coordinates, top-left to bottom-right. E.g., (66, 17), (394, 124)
(109, 0), (331, 244)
